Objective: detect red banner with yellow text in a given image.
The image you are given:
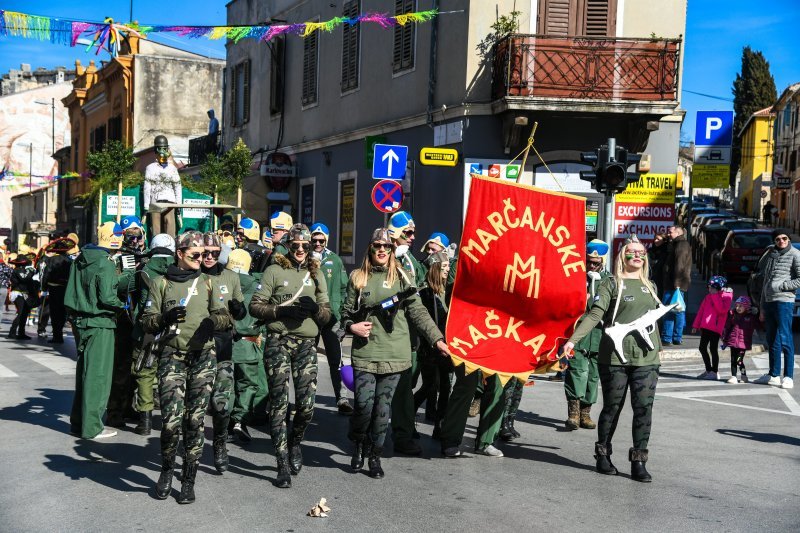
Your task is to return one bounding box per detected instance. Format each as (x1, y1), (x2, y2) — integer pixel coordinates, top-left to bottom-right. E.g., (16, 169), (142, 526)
(447, 176), (587, 382)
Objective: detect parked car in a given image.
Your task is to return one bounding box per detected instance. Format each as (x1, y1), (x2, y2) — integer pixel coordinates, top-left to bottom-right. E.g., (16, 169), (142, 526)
(697, 225), (732, 279)
(712, 229), (775, 281)
(720, 219), (757, 231)
(691, 212), (726, 238)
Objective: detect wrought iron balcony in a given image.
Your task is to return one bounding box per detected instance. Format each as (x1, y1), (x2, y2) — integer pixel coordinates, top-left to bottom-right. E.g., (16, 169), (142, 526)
(188, 132), (220, 166)
(492, 34), (681, 103)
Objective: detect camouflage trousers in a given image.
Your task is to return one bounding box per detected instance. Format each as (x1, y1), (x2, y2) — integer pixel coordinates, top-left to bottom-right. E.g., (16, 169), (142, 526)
(502, 377), (524, 424)
(264, 334), (318, 455)
(157, 347), (216, 460)
(210, 360), (234, 438)
(597, 364), (659, 451)
(349, 370), (401, 448)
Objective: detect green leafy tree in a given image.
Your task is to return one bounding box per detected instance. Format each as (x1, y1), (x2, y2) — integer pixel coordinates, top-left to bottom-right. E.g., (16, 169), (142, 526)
(731, 47), (777, 182)
(186, 138), (252, 200)
(83, 140), (141, 202)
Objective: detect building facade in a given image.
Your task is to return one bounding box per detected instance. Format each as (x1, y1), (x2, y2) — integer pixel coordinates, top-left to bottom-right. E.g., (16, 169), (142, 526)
(225, 0), (687, 263)
(772, 83), (800, 231)
(0, 63), (76, 95)
(736, 107), (774, 220)
(60, 37), (224, 242)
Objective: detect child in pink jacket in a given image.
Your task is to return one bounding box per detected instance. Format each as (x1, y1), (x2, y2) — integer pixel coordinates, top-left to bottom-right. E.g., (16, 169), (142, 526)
(692, 276), (733, 380)
(721, 296), (759, 384)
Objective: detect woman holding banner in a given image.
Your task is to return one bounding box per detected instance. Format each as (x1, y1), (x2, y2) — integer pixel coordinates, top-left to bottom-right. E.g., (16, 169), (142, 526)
(341, 228), (449, 478)
(562, 235), (663, 483)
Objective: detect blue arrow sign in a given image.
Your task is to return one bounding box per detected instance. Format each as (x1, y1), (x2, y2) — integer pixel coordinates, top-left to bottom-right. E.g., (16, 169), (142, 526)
(373, 144), (408, 180)
(695, 111), (734, 147)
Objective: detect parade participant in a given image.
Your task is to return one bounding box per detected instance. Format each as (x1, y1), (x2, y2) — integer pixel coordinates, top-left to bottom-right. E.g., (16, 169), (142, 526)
(564, 239), (610, 430)
(562, 235), (664, 483)
(39, 237), (75, 344)
(499, 379), (524, 442)
(721, 296), (758, 384)
(310, 222), (352, 414)
(237, 218), (270, 273)
(143, 135), (182, 236)
(219, 214), (236, 235)
(267, 211), (292, 262)
(387, 211), (426, 456)
(129, 234), (176, 436)
(7, 253), (37, 340)
(142, 231), (232, 504)
(692, 276), (733, 380)
(201, 232), (246, 473)
(228, 249), (268, 442)
(413, 251), (453, 438)
(420, 232), (457, 288)
(35, 245), (51, 338)
(66, 222), (126, 440)
(120, 216), (147, 254)
(249, 223), (331, 488)
(341, 228), (448, 478)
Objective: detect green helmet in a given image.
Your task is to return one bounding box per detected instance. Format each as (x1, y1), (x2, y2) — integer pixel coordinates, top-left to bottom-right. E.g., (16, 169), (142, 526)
(154, 135), (169, 148)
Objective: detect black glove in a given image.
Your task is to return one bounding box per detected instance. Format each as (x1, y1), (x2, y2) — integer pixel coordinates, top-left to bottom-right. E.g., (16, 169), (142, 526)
(297, 295), (319, 316)
(228, 299), (246, 320)
(276, 305), (306, 321)
(191, 317), (215, 345)
(161, 306), (187, 327)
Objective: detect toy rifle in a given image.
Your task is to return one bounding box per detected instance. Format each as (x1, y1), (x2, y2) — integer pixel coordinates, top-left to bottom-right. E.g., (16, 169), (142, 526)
(604, 303), (677, 364)
(352, 287), (418, 334)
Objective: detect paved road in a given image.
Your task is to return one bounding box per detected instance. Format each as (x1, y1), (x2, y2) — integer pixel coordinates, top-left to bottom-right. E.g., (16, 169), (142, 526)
(1, 313), (798, 532)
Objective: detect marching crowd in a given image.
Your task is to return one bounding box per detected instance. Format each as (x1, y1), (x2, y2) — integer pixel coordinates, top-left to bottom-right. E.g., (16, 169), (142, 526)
(2, 208), (797, 504)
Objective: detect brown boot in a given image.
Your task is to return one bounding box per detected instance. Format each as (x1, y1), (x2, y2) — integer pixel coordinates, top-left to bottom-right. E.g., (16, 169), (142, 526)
(565, 400), (580, 430)
(579, 403), (596, 429)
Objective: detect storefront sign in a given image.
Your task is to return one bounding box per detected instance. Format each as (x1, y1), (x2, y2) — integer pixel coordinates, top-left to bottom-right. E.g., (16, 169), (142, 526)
(616, 173), (677, 203)
(338, 178), (355, 258)
(419, 147), (458, 167)
(585, 199), (599, 232)
(692, 165), (729, 189)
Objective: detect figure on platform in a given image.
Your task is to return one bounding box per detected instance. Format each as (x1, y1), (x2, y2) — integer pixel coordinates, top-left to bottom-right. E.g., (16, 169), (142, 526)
(144, 135), (182, 236)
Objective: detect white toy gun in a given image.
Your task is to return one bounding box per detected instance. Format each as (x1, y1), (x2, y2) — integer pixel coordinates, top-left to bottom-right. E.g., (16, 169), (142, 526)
(605, 303), (677, 364)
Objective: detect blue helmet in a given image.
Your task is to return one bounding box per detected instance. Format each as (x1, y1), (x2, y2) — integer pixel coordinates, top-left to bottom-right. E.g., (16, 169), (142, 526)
(120, 215), (142, 230)
(310, 222), (330, 238)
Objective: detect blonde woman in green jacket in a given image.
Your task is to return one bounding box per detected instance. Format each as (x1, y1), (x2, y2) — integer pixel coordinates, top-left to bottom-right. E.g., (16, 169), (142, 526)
(341, 228), (450, 478)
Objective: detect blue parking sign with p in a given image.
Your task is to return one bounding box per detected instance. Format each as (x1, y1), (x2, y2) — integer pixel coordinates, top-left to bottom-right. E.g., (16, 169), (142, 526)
(695, 111), (734, 146)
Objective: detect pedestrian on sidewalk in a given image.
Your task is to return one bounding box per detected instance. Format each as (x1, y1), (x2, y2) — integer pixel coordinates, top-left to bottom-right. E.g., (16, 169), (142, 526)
(661, 225), (691, 345)
(721, 296), (758, 384)
(7, 253), (38, 340)
(692, 276), (733, 380)
(753, 229), (798, 389)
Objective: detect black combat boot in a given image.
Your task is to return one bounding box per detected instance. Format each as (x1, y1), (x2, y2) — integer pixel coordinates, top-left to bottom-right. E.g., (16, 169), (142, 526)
(177, 459), (198, 504)
(499, 419), (516, 442)
(288, 438), (303, 475)
(630, 448), (652, 483)
(351, 440), (365, 471)
(509, 418), (521, 438)
(594, 443), (618, 475)
(368, 446), (384, 479)
(155, 453), (176, 499)
(134, 411), (152, 436)
(275, 452), (292, 488)
(213, 435), (228, 473)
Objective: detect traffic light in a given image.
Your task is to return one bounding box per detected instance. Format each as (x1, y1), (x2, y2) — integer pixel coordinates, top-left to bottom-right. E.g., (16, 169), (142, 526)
(579, 139), (643, 194)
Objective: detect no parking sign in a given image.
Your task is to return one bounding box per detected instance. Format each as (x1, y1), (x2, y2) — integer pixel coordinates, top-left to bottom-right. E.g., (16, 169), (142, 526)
(371, 179), (404, 213)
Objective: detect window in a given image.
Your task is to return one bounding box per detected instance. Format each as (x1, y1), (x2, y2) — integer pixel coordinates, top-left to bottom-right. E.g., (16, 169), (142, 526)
(537, 0), (617, 36)
(231, 59), (251, 126)
(270, 36), (285, 115)
(341, 1), (360, 92)
(393, 0), (416, 73)
(89, 125), (106, 152)
(107, 115), (122, 142)
(302, 22), (319, 106)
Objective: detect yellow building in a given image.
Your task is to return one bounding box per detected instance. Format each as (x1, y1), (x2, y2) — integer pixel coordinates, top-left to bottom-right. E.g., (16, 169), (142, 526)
(738, 107), (775, 219)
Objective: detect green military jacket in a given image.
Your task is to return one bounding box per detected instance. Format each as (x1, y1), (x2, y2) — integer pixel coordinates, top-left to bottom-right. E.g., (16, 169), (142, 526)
(341, 265), (444, 373)
(398, 251), (427, 288)
(64, 245), (125, 329)
(249, 254), (331, 339)
(574, 270), (611, 355)
(141, 268), (230, 353)
(569, 277), (662, 367)
(232, 271), (262, 363)
(131, 255), (173, 342)
(319, 248), (347, 320)
(206, 266), (244, 308)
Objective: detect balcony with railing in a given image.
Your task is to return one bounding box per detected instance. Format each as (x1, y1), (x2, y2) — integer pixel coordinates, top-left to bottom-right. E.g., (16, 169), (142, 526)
(492, 34), (681, 112)
(188, 132), (220, 166)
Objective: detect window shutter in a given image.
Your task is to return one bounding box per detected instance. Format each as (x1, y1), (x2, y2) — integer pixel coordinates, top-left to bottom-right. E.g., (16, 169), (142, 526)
(341, 0), (360, 91)
(270, 36), (285, 114)
(540, 0), (573, 36)
(243, 59), (251, 123)
(302, 24), (319, 105)
(230, 65), (238, 126)
(584, 0), (615, 36)
(393, 0), (415, 73)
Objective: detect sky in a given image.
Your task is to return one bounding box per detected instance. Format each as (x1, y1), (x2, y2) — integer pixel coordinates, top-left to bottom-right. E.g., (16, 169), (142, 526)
(1, 0), (799, 145)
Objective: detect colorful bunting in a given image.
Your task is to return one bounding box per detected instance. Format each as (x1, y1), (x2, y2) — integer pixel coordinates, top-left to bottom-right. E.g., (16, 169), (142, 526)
(0, 8), (443, 57)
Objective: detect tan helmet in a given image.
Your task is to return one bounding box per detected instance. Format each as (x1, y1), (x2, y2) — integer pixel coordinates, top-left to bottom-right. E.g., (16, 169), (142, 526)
(226, 248), (252, 274)
(97, 222), (124, 250)
(270, 211), (293, 231)
(238, 218), (261, 242)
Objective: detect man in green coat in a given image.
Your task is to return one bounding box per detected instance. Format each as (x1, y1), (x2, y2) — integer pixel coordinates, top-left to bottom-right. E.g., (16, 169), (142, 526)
(67, 222), (127, 440)
(310, 222), (352, 413)
(564, 239), (610, 430)
(387, 211), (426, 455)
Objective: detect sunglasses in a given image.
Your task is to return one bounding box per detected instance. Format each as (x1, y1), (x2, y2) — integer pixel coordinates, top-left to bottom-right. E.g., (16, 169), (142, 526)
(371, 242), (393, 252)
(290, 242), (311, 252)
(402, 230), (415, 237)
(311, 238), (326, 245)
(625, 251), (646, 258)
(588, 260), (603, 268)
(202, 250), (221, 259)
(775, 236), (789, 242)
(183, 252), (202, 261)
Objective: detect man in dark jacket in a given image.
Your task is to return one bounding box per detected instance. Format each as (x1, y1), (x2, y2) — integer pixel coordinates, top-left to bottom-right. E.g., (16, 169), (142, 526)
(66, 222), (126, 440)
(661, 225), (692, 345)
(40, 237), (76, 344)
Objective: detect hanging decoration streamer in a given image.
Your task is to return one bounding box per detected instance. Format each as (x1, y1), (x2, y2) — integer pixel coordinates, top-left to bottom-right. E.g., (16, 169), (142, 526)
(0, 169), (83, 187)
(0, 9), (441, 55)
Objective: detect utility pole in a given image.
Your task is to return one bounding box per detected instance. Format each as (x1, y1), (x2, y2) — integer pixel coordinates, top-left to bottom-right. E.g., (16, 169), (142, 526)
(29, 143), (33, 191)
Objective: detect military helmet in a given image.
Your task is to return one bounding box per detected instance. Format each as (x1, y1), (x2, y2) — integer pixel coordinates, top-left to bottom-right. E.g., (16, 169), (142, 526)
(154, 135), (169, 148)
(177, 231), (204, 250)
(226, 249), (252, 274)
(270, 211), (293, 231)
(288, 223), (311, 242)
(97, 222), (124, 250)
(238, 218), (260, 242)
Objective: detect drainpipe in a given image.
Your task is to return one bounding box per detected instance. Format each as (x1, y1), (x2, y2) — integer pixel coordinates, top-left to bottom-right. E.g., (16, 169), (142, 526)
(426, 0), (440, 126)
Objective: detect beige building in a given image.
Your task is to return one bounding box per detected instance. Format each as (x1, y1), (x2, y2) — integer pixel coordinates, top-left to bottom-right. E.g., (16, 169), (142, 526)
(225, 0), (687, 260)
(772, 83), (800, 231)
(0, 64), (76, 96)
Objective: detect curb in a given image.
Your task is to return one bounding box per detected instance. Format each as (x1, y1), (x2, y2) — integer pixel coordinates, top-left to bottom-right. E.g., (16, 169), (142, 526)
(660, 344), (767, 360)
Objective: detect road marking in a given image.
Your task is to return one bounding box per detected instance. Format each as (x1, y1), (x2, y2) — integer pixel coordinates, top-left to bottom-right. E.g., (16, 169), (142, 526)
(657, 381), (729, 389)
(657, 387), (800, 417)
(24, 353), (76, 376)
(0, 363), (19, 378)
